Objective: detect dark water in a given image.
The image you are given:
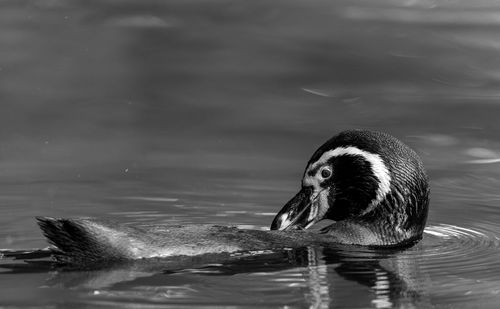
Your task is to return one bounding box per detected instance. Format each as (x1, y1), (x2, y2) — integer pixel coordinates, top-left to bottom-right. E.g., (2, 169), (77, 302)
(1, 0), (500, 307)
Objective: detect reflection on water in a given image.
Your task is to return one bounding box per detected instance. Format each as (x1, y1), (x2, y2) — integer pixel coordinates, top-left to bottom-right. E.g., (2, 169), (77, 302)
(0, 245), (429, 308)
(2, 223), (500, 308)
(2, 0), (500, 307)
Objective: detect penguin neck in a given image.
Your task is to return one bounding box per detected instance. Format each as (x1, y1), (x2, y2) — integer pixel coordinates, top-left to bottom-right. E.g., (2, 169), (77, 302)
(321, 214), (420, 247)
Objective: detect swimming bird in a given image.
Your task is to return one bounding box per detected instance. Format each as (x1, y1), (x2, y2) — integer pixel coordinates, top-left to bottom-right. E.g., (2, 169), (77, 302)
(36, 130), (429, 265)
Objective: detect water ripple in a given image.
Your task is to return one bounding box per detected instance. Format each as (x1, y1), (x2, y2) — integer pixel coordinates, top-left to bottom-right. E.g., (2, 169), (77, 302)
(423, 224), (500, 278)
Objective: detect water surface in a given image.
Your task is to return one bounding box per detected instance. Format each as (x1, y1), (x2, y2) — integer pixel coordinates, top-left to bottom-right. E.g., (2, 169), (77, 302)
(1, 0), (500, 307)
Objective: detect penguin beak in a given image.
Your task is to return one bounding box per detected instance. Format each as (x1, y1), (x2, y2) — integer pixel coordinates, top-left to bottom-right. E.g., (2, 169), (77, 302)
(271, 187), (319, 231)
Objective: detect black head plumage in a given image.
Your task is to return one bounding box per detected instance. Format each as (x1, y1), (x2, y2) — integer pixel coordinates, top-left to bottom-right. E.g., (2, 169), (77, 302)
(271, 130), (429, 246)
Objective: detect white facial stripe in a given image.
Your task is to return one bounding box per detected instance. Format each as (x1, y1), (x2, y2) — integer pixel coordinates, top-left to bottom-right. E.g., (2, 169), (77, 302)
(304, 146), (392, 215)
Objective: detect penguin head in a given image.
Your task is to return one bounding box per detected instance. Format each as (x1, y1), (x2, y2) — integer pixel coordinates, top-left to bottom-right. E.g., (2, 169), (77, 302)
(271, 130), (429, 243)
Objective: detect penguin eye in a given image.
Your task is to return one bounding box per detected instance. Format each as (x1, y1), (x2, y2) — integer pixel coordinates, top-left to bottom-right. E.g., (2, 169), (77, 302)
(320, 167), (332, 179)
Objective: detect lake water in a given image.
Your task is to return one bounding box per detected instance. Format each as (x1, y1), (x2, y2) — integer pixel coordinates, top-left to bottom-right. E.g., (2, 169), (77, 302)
(1, 0), (500, 307)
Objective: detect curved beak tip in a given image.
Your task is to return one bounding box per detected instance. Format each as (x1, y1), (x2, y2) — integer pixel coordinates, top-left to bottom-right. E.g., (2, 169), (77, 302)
(270, 219), (280, 230)
(271, 213), (294, 231)
(270, 187), (317, 231)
